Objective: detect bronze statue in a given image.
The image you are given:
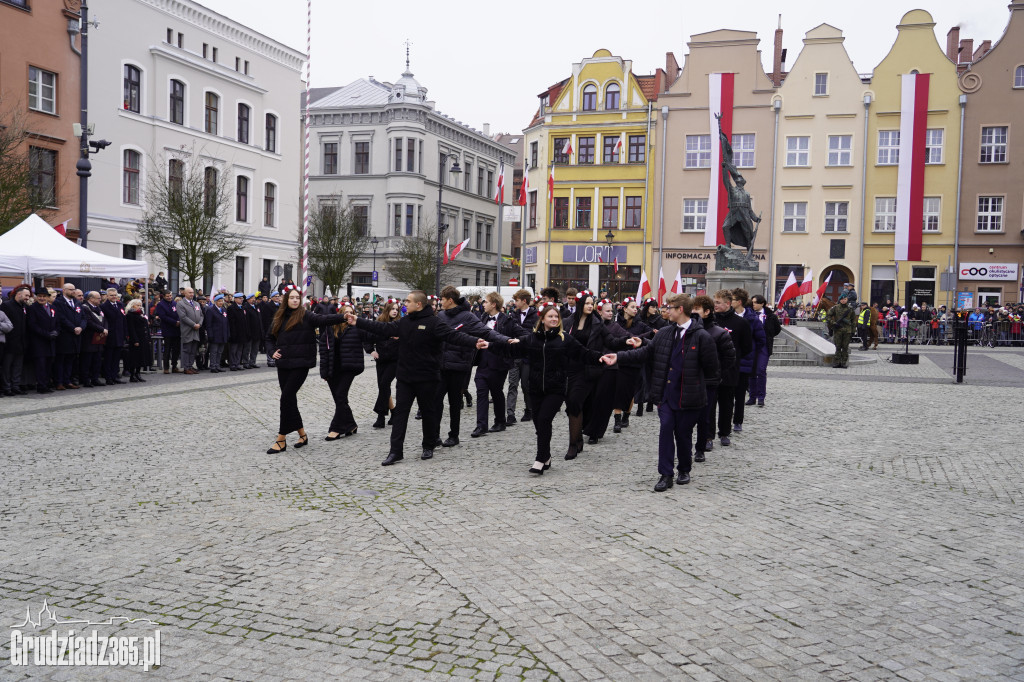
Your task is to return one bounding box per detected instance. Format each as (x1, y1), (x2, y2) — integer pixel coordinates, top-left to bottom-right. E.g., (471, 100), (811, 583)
(715, 114), (761, 270)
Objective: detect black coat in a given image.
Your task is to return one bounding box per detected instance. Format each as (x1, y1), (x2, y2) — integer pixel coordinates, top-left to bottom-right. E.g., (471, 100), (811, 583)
(53, 296), (83, 354)
(227, 303), (250, 343)
(617, 314), (654, 339)
(354, 308), (483, 383)
(318, 324), (367, 380)
(365, 333), (399, 364)
(564, 313), (628, 373)
(258, 301), (279, 332)
(701, 314), (737, 387)
(245, 302), (263, 340)
(618, 316), (720, 410)
(478, 311), (527, 371)
(80, 302), (108, 354)
(26, 301), (57, 358)
(511, 306), (539, 333)
(203, 304), (229, 344)
(714, 311), (752, 371)
(517, 326), (603, 395)
(266, 311), (347, 369)
(438, 299), (509, 373)
(761, 307), (781, 355)
(126, 311), (152, 367)
(101, 300), (127, 348)
(0, 299), (28, 354)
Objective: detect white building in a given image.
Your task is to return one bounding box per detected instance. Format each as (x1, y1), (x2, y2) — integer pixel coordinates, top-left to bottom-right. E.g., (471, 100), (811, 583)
(87, 0), (304, 294)
(306, 59), (516, 294)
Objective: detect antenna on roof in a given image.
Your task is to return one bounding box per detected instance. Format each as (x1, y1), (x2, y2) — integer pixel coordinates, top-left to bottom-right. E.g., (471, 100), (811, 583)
(403, 39), (412, 71)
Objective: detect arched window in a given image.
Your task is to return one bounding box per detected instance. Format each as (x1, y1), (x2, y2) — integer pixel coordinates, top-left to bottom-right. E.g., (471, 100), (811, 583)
(1015, 65), (1024, 88)
(265, 113), (277, 152)
(605, 83), (620, 110)
(169, 80), (185, 125)
(582, 84), (597, 111)
(123, 150), (140, 204)
(123, 65), (141, 113)
(203, 167), (218, 216)
(204, 92), (219, 134)
(237, 103), (250, 143)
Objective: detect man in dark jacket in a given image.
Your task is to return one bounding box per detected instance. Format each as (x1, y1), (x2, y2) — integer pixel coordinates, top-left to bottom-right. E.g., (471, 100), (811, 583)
(204, 294), (230, 372)
(693, 295), (736, 461)
(506, 289), (539, 425)
(100, 288), (127, 384)
(154, 290), (181, 373)
(245, 294), (262, 368)
(731, 288), (765, 432)
(434, 286), (513, 448)
(226, 293), (249, 371)
(53, 283), (83, 389)
(79, 291), (108, 387)
(713, 289), (752, 446)
(0, 285), (31, 395)
(349, 290), (493, 465)
(614, 293), (719, 492)
(26, 288), (58, 393)
(472, 292), (528, 437)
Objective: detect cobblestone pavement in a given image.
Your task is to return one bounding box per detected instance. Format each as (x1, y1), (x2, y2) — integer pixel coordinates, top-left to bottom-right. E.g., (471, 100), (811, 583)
(2, 353), (1023, 681)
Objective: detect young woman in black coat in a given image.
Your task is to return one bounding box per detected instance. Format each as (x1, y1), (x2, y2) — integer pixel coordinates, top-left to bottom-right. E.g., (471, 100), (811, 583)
(319, 304), (370, 440)
(613, 297), (654, 430)
(125, 299), (152, 383)
(265, 287), (347, 453)
(584, 299), (632, 443)
(365, 300), (401, 428)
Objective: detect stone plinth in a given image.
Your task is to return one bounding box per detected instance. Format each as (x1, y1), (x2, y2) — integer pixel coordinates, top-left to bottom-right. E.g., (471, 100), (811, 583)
(704, 269), (770, 299)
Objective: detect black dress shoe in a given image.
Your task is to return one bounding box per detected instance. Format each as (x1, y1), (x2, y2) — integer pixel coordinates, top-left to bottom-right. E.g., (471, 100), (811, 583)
(111, 378), (125, 384)
(720, 436), (731, 446)
(694, 452), (706, 463)
(635, 403), (644, 417)
(505, 414), (517, 425)
(463, 392), (473, 407)
(488, 423), (505, 433)
(441, 437), (459, 447)
(528, 462), (544, 475)
(587, 436), (599, 445)
(676, 472), (691, 485)
(415, 410), (422, 420)
(421, 449), (434, 460)
(470, 426), (487, 438)
(521, 410), (532, 422)
(654, 475), (674, 492)
(372, 415), (386, 429)
(382, 452), (403, 466)
(745, 398), (756, 406)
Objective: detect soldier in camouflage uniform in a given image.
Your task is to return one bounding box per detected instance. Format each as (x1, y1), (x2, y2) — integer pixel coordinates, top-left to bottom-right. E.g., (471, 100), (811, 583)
(828, 294), (856, 368)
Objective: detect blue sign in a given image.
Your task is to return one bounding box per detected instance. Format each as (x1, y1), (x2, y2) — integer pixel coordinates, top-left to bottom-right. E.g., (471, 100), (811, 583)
(524, 246), (537, 265)
(372, 270), (379, 286)
(562, 245), (627, 264)
(305, 275), (313, 286)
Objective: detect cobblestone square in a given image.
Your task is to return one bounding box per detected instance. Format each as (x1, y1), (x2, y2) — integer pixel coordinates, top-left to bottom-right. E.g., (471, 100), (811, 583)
(1, 351), (1023, 680)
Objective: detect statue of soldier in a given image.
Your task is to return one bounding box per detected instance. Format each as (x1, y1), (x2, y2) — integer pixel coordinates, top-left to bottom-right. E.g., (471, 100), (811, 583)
(827, 293), (856, 368)
(717, 114), (761, 259)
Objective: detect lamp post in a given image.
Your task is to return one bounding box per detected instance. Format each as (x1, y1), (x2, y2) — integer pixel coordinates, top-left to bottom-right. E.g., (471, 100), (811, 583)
(604, 229), (615, 299)
(435, 153), (462, 296)
(370, 236), (379, 288)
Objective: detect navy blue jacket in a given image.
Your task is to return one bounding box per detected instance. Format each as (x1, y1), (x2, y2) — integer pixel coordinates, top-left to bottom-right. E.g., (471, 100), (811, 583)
(478, 311), (527, 372)
(53, 295), (83, 354)
(154, 300), (181, 338)
(101, 299), (127, 348)
(438, 299), (509, 373)
(26, 301), (58, 358)
(714, 311), (752, 374)
(204, 304), (229, 344)
(618, 316), (719, 410)
(742, 307), (767, 374)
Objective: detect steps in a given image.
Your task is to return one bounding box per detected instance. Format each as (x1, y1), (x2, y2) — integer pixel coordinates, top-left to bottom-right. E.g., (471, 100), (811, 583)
(769, 338), (819, 367)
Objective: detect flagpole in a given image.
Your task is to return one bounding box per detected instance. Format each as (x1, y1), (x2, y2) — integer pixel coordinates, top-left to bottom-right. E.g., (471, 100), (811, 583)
(300, 0), (312, 296)
(496, 198), (503, 290)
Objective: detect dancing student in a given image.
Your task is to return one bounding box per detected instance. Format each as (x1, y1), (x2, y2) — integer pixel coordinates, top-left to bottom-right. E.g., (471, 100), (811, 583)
(691, 295), (736, 462)
(514, 303), (614, 474)
(505, 289), (539, 424)
(472, 292), (528, 438)
(365, 299), (400, 429)
(612, 296), (654, 431)
(319, 303), (370, 440)
(583, 299), (632, 444)
(732, 288), (765, 430)
(745, 294), (779, 407)
(636, 298), (667, 414)
(712, 289), (752, 446)
(265, 286), (348, 454)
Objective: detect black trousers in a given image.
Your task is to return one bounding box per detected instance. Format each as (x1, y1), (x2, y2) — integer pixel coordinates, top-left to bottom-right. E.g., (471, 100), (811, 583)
(55, 352), (75, 385)
(434, 370), (470, 440)
(475, 366), (508, 428)
(229, 342), (244, 369)
(34, 354), (52, 389)
(529, 391), (565, 463)
(391, 379), (442, 456)
(1, 350), (23, 391)
(566, 368), (598, 420)
(585, 370), (617, 439)
(373, 360), (397, 416)
(103, 345), (122, 381)
(276, 366), (309, 435)
(733, 372), (750, 426)
(716, 383), (736, 438)
(162, 338), (180, 369)
(658, 402), (700, 477)
(697, 386), (718, 452)
(81, 351), (102, 385)
(327, 371), (358, 433)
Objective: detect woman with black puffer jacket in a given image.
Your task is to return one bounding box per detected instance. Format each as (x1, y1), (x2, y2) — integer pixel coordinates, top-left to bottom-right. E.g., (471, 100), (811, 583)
(319, 303), (371, 441)
(364, 299), (401, 428)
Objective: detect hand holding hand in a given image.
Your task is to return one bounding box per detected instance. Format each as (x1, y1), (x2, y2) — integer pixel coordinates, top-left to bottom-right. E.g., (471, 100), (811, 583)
(599, 353), (618, 366)
(371, 351), (379, 360)
(74, 327), (82, 335)
(475, 338), (490, 350)
(626, 336), (642, 348)
(272, 350), (282, 360)
(508, 338), (519, 344)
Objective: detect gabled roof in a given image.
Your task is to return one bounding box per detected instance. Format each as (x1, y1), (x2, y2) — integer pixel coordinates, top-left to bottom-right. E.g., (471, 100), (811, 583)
(525, 69), (665, 130)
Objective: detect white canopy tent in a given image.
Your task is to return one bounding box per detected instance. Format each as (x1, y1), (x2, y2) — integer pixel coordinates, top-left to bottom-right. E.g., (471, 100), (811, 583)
(0, 214), (149, 280)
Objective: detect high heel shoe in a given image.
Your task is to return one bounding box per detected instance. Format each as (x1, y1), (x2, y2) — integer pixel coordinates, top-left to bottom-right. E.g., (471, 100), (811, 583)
(564, 442), (578, 460)
(529, 461), (545, 475)
(266, 437), (287, 454)
(344, 426), (358, 437)
(325, 432), (342, 441)
(294, 434), (309, 449)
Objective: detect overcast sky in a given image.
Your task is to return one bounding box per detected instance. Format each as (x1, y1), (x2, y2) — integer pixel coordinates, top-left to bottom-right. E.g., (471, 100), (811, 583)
(197, 0), (1010, 134)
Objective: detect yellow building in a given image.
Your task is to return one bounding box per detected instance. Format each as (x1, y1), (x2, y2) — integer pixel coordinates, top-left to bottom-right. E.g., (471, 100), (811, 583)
(863, 10), (961, 308)
(522, 49), (664, 297)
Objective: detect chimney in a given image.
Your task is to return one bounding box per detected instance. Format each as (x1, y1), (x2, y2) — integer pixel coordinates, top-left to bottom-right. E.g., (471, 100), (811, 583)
(665, 52), (681, 88)
(483, 122), (490, 137)
(946, 26), (960, 63)
(973, 40), (992, 60)
(771, 15), (784, 87)
(959, 38), (974, 65)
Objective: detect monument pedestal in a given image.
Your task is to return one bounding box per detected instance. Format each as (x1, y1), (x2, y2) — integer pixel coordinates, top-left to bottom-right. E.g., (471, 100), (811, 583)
(704, 269), (769, 299)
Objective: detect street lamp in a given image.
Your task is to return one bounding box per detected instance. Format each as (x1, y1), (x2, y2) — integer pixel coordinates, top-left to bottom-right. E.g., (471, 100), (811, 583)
(370, 236), (379, 288)
(604, 229), (615, 299)
(435, 152), (462, 296)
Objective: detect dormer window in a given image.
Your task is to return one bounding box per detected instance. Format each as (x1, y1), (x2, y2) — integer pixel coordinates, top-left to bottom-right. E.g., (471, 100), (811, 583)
(582, 84), (597, 111)
(605, 83), (620, 110)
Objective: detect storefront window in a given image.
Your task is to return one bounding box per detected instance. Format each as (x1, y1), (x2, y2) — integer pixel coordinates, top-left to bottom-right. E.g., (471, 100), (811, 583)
(548, 265), (590, 295)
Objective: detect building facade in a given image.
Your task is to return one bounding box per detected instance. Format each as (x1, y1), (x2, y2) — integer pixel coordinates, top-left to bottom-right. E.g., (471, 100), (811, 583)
(955, 0), (1024, 307)
(306, 63), (515, 295)
(86, 0), (305, 294)
(522, 49), (661, 298)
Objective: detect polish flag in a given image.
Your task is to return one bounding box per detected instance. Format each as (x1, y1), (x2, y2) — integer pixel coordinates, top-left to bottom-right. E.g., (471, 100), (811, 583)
(561, 138), (573, 158)
(776, 270), (800, 307)
(705, 72), (735, 248)
(615, 136), (623, 159)
(657, 267), (667, 305)
(812, 272), (833, 306)
(895, 72), (930, 262)
(637, 270), (652, 301)
(518, 160), (529, 206)
(547, 165), (555, 202)
(494, 160), (505, 205)
(798, 268), (814, 296)
(53, 219), (70, 236)
(448, 237), (471, 262)
(670, 265), (683, 294)
(613, 257), (619, 274)
(442, 239), (451, 265)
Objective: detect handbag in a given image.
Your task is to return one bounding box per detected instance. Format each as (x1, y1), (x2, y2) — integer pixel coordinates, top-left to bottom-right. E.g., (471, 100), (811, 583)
(91, 332), (106, 345)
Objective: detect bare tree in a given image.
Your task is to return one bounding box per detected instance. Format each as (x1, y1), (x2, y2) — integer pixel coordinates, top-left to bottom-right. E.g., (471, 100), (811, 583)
(136, 147), (247, 288)
(385, 225), (450, 293)
(0, 106), (58, 234)
(303, 197), (370, 297)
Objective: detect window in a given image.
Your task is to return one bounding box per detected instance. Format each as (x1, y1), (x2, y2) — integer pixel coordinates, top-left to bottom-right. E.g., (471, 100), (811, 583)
(874, 197), (897, 232)
(980, 126), (1007, 163)
(924, 129), (944, 164)
(122, 244), (137, 261)
(265, 114), (277, 152)
(212, 47), (218, 62)
(28, 66), (56, 114)
(628, 135), (646, 164)
(602, 197), (619, 228)
(235, 256), (246, 294)
(392, 204), (401, 235)
(393, 138), (403, 171)
(603, 136), (620, 164)
(203, 43), (208, 58)
(323, 142), (338, 174)
(353, 205), (368, 236)
(824, 202), (848, 232)
(554, 197), (569, 228)
(177, 32), (184, 49)
(576, 197), (591, 228)
(685, 135), (711, 168)
(169, 80), (185, 125)
(264, 183), (276, 227)
(814, 73), (828, 96)
(237, 104), (250, 144)
(732, 134), (754, 167)
(977, 196), (1003, 232)
(123, 65), (141, 113)
(485, 224), (493, 251)
(168, 159), (184, 203)
(783, 202), (807, 232)
(682, 199), (707, 231)
(354, 141), (369, 174)
(548, 265), (590, 293)
(28, 147), (57, 207)
(775, 265), (806, 301)
(786, 136), (809, 166)
(625, 196), (642, 229)
(203, 167), (217, 216)
(911, 266), (935, 280)
(244, 60), (249, 75)
(529, 192), (537, 228)
(919, 197), (940, 232)
(578, 137), (595, 164)
(123, 150), (140, 205)
(582, 84), (597, 111)
(405, 205), (414, 236)
(406, 137), (415, 172)
(877, 130), (900, 165)
(827, 135), (852, 166)
(204, 92), (219, 134)
(477, 167), (485, 196)
(167, 28), (173, 43)
(463, 218), (470, 241)
(235, 57), (241, 71)
(530, 141), (538, 168)
(487, 170), (494, 197)
(553, 137), (569, 164)
(464, 161), (472, 191)
(605, 83), (620, 110)
(236, 176), (249, 222)
(1016, 66), (1024, 88)
(476, 221), (483, 246)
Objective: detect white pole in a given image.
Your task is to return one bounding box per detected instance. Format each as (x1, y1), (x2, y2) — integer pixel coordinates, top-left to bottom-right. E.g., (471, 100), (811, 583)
(301, 0), (312, 295)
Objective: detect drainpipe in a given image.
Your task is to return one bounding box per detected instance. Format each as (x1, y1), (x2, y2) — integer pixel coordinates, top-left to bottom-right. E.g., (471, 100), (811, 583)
(767, 98), (781, 297)
(859, 93), (871, 293)
(656, 105), (669, 284)
(953, 93), (966, 302)
(642, 101), (652, 273)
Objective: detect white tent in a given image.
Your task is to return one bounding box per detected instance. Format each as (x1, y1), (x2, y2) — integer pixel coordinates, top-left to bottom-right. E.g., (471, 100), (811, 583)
(0, 214), (149, 279)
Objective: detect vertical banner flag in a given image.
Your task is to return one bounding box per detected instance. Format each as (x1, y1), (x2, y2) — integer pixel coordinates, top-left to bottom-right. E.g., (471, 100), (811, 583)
(442, 239), (450, 265)
(671, 264), (683, 294)
(706, 72), (735, 247)
(615, 135), (623, 162)
(657, 267), (667, 305)
(494, 160), (505, 204)
(895, 72), (930, 262)
(519, 160), (529, 206)
(547, 165), (555, 201)
(561, 138), (574, 160)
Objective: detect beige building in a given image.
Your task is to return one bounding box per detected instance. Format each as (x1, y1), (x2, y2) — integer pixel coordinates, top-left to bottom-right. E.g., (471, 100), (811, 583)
(770, 24), (870, 303)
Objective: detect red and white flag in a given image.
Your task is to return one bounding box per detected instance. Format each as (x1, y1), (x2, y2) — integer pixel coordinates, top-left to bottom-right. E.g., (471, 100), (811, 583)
(895, 72), (930, 262)
(442, 239), (451, 265)
(613, 257), (619, 274)
(547, 165), (555, 202)
(518, 160), (529, 206)
(637, 270), (652, 301)
(615, 136), (623, 160)
(671, 265), (683, 294)
(812, 271), (833, 306)
(448, 237), (471, 262)
(705, 72), (735, 248)
(776, 270), (800, 308)
(53, 219), (69, 236)
(798, 268), (814, 296)
(657, 267), (667, 305)
(561, 138), (573, 158)
(494, 160), (505, 205)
